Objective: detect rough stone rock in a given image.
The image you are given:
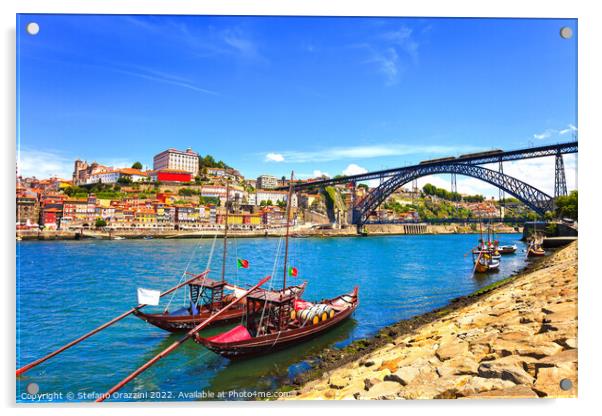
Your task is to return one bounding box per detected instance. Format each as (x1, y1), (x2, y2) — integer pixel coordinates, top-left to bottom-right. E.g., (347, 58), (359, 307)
(281, 242), (577, 401)
(355, 381), (403, 400)
(378, 358), (400, 372)
(537, 349), (578, 367)
(361, 358), (382, 368)
(458, 376), (516, 396)
(436, 355), (480, 378)
(478, 359), (535, 385)
(464, 385), (540, 399)
(436, 341), (469, 361)
(329, 374), (350, 389)
(363, 377), (380, 391)
(533, 366), (577, 398)
(384, 366), (420, 386)
(564, 338), (577, 349)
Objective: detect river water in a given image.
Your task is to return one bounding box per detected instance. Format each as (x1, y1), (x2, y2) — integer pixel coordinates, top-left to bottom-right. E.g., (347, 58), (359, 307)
(16, 233), (528, 402)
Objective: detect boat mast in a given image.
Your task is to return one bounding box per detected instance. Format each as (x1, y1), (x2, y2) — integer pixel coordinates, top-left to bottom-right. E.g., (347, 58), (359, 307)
(221, 180), (230, 283)
(282, 171), (294, 291)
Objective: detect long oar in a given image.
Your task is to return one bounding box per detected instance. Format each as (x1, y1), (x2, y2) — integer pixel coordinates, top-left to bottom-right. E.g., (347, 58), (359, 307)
(16, 270), (210, 377)
(96, 275), (271, 402)
(472, 251), (483, 274)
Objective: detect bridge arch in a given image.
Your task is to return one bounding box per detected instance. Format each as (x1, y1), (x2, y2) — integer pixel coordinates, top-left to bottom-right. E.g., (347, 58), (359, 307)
(353, 163), (554, 225)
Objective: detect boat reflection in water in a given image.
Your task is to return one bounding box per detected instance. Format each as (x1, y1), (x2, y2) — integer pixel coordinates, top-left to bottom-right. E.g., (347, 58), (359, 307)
(204, 318), (358, 398)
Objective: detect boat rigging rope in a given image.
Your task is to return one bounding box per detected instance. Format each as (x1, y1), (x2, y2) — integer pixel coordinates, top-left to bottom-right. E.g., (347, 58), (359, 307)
(192, 234), (218, 310)
(164, 234), (217, 313)
(233, 237), (239, 287)
(256, 235), (283, 335)
(163, 242), (202, 312)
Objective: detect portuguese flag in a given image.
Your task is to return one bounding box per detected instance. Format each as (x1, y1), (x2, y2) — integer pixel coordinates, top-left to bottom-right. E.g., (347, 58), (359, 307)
(288, 266), (298, 277)
(237, 258), (249, 269)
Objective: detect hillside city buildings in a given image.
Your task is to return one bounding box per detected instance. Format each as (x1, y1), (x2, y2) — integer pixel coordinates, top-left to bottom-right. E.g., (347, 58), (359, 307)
(17, 147), (511, 233)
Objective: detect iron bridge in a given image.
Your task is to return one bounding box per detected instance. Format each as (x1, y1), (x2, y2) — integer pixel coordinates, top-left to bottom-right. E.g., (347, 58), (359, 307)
(278, 141), (577, 226)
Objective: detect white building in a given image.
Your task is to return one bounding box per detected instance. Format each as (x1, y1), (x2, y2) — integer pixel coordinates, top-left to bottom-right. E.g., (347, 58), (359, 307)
(254, 190), (297, 207)
(153, 148), (199, 177)
(86, 168), (148, 185)
(256, 175), (279, 189)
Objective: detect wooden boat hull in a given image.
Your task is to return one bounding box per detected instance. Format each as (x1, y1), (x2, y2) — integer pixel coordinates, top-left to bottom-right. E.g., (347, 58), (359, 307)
(527, 249), (545, 257)
(134, 304), (245, 332)
(135, 283), (307, 332)
(194, 288), (359, 360)
(474, 258), (500, 273)
(498, 245), (517, 254)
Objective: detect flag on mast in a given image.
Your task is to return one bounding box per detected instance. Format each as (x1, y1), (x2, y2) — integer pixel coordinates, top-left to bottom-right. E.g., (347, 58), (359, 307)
(137, 288), (160, 306)
(288, 266), (298, 277)
(237, 258), (249, 269)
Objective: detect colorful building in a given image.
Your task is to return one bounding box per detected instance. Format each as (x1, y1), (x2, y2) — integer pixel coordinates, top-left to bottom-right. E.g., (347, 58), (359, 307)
(150, 169), (192, 183)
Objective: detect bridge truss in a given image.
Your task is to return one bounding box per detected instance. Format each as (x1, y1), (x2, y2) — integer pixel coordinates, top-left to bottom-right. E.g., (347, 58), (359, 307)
(353, 163), (555, 226)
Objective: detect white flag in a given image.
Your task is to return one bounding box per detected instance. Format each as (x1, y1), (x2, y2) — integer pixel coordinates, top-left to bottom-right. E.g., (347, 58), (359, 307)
(137, 288), (160, 306)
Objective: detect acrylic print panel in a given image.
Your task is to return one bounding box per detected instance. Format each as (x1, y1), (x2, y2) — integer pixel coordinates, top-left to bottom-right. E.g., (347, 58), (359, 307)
(16, 14), (578, 402)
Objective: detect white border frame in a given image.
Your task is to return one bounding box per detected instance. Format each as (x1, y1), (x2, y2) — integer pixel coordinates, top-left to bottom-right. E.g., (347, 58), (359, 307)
(2, 1), (600, 415)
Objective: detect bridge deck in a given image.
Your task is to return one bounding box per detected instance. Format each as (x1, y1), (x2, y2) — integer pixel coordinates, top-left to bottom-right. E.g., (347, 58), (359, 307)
(280, 141), (577, 191)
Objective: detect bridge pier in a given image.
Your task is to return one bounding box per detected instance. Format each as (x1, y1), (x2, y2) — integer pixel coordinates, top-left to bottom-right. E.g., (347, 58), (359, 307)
(555, 151), (568, 198)
(498, 159), (505, 218)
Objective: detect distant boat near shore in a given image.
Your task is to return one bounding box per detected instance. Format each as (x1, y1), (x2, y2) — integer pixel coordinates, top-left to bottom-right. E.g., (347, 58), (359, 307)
(498, 244), (517, 254)
(112, 236), (125, 240)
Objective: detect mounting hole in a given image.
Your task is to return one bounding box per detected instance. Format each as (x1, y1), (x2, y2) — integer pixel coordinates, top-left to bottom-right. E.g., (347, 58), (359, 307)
(26, 382), (39, 394)
(560, 378), (573, 391)
(560, 27), (573, 39)
(26, 22), (40, 36)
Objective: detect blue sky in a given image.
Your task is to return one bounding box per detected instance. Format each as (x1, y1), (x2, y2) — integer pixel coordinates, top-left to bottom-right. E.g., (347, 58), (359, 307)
(17, 15), (577, 196)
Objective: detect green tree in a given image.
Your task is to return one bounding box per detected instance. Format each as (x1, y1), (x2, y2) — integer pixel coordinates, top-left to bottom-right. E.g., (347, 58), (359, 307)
(131, 161), (143, 169)
(95, 218), (107, 228)
(555, 190), (578, 220)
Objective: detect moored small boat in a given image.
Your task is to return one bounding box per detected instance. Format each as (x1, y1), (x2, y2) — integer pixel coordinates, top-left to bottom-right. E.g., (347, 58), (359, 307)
(195, 171), (359, 359)
(134, 278), (306, 332)
(498, 244), (517, 254)
(194, 286), (359, 359)
(527, 244), (545, 257)
(473, 251), (500, 273)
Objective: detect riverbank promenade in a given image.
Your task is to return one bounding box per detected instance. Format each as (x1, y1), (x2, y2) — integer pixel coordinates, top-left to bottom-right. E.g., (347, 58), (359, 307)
(283, 242), (578, 400)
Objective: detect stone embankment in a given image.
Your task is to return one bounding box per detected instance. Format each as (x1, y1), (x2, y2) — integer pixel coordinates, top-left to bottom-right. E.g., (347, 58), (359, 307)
(16, 223), (520, 241)
(283, 242), (578, 400)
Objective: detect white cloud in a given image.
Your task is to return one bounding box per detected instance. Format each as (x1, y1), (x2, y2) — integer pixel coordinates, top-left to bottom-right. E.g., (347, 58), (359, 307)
(533, 129), (554, 140)
(381, 26), (419, 63)
(533, 124), (578, 140)
(559, 124), (578, 135)
(265, 152), (285, 162)
(264, 143), (480, 163)
(488, 155), (577, 197)
(368, 47), (400, 86)
(312, 170), (330, 178)
(17, 149), (73, 179)
(342, 163), (368, 176)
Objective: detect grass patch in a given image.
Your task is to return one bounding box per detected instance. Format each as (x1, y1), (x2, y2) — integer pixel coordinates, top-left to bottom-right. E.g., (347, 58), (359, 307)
(469, 275), (516, 297)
